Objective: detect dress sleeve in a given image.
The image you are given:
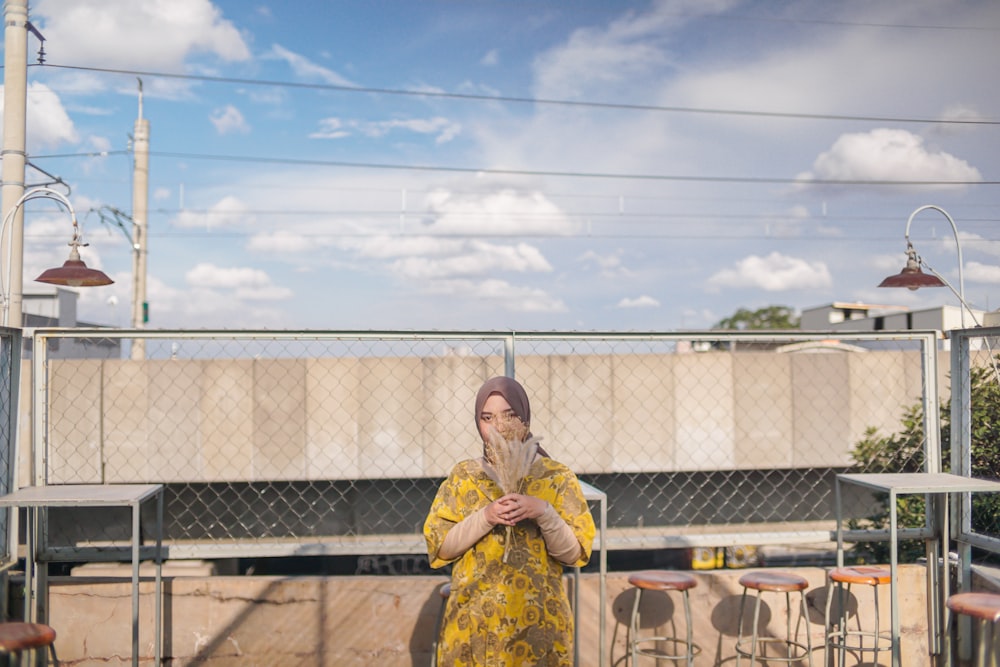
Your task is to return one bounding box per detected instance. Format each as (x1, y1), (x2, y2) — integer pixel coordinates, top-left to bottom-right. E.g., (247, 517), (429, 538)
(423, 462), (492, 569)
(527, 463), (596, 568)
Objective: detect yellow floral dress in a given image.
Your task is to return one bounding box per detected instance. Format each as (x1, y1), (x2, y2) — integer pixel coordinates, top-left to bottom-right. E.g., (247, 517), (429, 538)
(424, 456), (596, 667)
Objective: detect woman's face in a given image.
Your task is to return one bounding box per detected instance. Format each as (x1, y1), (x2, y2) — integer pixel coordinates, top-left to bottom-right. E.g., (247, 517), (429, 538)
(479, 393), (517, 443)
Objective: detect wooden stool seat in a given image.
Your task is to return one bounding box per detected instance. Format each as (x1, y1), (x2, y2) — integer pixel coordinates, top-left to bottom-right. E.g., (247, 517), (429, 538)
(825, 565), (892, 667)
(628, 570), (698, 592)
(0, 622), (58, 665)
(738, 570), (809, 593)
(628, 570), (699, 666)
(828, 566), (891, 586)
(736, 570), (813, 666)
(947, 592), (1000, 623)
(945, 591), (1000, 666)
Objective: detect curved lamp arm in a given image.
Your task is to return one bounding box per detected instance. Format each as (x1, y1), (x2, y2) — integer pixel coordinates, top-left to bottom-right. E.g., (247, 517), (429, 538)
(2, 187), (78, 325)
(904, 204), (973, 329)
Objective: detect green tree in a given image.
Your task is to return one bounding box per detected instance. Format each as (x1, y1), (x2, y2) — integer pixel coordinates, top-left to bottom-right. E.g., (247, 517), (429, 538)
(848, 360), (1000, 564)
(713, 305), (800, 330)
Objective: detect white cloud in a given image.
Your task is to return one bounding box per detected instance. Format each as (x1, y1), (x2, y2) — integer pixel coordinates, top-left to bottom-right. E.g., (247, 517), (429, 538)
(964, 261), (1000, 284)
(578, 249), (634, 278)
(310, 116), (461, 143)
(0, 82), (79, 149)
(235, 285), (295, 301)
(531, 2), (695, 100)
(247, 230), (316, 254)
(210, 105), (250, 135)
(186, 263), (274, 289)
(427, 278), (567, 313)
(798, 129), (982, 185)
(309, 118), (350, 140)
(173, 196), (250, 229)
(617, 295), (660, 309)
(390, 241), (552, 280)
(707, 252), (832, 292)
(268, 44), (354, 86)
(481, 49), (499, 66)
(426, 188), (573, 235)
(34, 0), (251, 69)
(185, 264), (293, 301)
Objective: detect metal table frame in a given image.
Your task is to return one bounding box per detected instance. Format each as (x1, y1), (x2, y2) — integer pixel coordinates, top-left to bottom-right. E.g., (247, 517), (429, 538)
(576, 480), (607, 667)
(835, 472), (1000, 667)
(0, 484), (164, 667)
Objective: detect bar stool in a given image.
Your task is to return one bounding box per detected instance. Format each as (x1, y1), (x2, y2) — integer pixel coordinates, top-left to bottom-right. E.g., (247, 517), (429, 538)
(0, 622), (58, 666)
(824, 565), (892, 667)
(944, 591), (1000, 667)
(430, 582), (451, 667)
(735, 571), (813, 666)
(627, 570), (699, 666)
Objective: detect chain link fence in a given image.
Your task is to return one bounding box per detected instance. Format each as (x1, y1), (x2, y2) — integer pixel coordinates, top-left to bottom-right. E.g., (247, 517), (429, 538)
(948, 325), (1000, 562)
(19, 328), (949, 568)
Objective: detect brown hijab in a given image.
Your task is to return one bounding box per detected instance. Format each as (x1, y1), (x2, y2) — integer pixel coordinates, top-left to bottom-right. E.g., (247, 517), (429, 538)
(474, 376), (549, 457)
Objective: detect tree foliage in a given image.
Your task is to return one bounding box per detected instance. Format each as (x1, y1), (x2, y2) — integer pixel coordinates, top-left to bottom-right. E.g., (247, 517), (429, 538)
(713, 305), (800, 330)
(848, 360), (1000, 564)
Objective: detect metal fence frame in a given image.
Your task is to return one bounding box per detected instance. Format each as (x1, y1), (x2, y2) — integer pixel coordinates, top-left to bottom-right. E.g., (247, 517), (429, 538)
(948, 325), (1000, 585)
(19, 327), (951, 566)
(0, 326), (21, 569)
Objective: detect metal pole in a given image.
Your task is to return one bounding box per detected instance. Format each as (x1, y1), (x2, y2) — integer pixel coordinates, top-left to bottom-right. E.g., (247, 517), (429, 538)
(130, 80), (150, 359)
(0, 0), (29, 327)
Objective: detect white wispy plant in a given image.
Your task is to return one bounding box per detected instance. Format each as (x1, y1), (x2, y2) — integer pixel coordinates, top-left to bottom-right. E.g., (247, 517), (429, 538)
(483, 411), (540, 563)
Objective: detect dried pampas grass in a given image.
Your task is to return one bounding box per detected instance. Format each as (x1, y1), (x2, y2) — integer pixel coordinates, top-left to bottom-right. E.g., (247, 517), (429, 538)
(484, 411), (540, 562)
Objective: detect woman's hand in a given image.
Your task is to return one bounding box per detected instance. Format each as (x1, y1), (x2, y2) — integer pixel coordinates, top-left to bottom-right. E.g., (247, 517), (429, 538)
(488, 493), (547, 526)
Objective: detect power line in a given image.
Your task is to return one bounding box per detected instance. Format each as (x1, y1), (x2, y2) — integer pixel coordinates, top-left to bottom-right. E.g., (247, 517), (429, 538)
(29, 149), (999, 186)
(33, 63), (1000, 126)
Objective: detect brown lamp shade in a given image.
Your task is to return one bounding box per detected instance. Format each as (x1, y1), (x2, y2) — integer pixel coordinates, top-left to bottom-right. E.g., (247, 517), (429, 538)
(878, 243), (945, 291)
(36, 257), (113, 287)
(877, 267), (945, 290)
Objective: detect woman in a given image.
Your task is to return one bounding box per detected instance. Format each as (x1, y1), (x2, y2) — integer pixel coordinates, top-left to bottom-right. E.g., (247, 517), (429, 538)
(424, 376), (596, 666)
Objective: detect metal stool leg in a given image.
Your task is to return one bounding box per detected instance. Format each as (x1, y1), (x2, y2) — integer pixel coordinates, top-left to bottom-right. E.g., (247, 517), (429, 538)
(630, 587), (642, 667)
(736, 587), (749, 667)
(682, 589), (693, 667)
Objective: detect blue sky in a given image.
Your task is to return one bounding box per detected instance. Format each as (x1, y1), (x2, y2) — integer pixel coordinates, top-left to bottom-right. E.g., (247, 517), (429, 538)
(4, 0), (999, 330)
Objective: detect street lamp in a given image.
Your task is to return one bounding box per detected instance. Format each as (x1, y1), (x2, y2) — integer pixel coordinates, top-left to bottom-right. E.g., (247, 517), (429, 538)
(1, 187), (112, 326)
(878, 204), (977, 328)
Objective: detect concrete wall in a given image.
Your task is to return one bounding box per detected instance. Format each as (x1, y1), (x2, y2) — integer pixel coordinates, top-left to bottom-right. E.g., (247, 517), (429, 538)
(21, 349), (927, 487)
(28, 564), (956, 667)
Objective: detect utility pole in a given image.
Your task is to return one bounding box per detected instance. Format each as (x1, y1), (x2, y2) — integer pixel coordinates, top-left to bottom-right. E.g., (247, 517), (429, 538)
(130, 79), (149, 359)
(1, 0), (29, 328)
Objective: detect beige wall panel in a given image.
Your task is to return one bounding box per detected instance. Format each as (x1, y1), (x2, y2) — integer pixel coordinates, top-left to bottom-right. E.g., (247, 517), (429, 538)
(674, 353), (735, 470)
(734, 354), (794, 469)
(546, 355), (614, 474)
(17, 368), (32, 487)
(420, 356), (493, 477)
(849, 352), (922, 456)
(513, 354), (552, 446)
(611, 354), (676, 472)
(305, 357), (361, 480)
(201, 360), (254, 481)
(48, 360), (105, 483)
(253, 359), (307, 480)
(102, 361), (152, 482)
(357, 357), (425, 479)
(144, 361), (203, 482)
(790, 353), (851, 467)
